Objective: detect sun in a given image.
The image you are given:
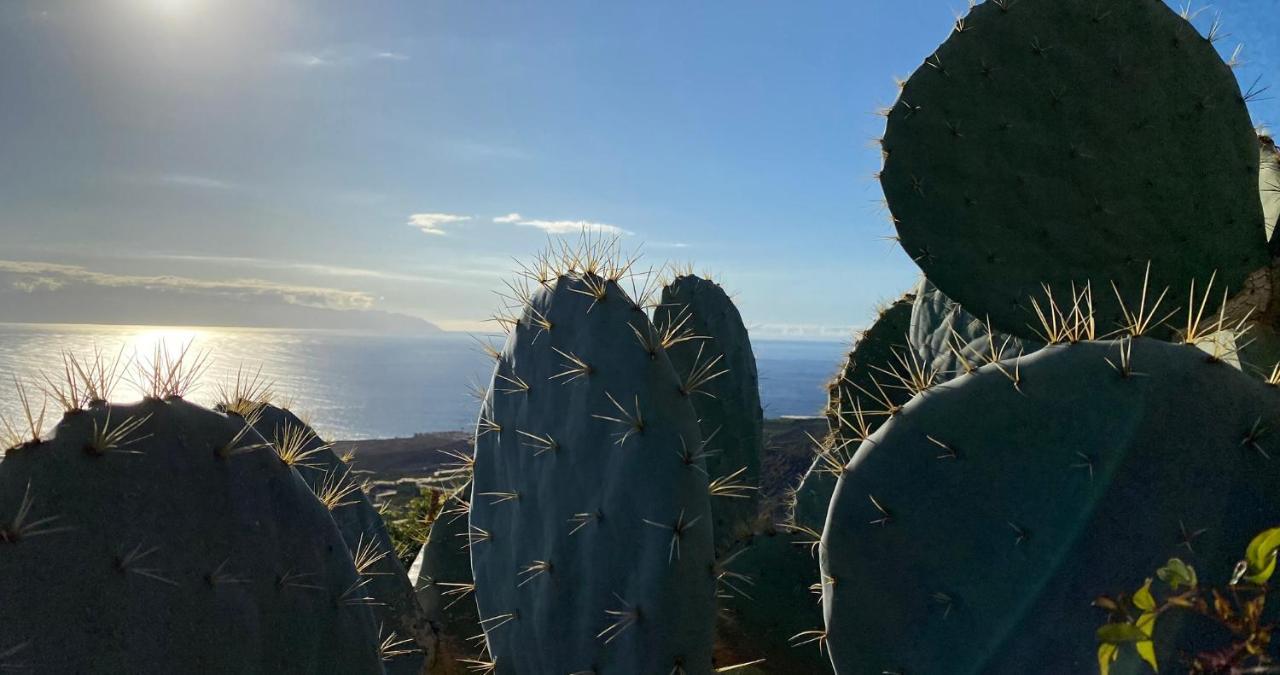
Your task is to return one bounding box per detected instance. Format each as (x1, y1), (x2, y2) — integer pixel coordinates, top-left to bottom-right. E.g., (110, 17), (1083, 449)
(148, 0), (199, 17)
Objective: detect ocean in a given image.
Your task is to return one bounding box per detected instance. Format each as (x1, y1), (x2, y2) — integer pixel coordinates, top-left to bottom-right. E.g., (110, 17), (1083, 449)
(0, 323), (847, 440)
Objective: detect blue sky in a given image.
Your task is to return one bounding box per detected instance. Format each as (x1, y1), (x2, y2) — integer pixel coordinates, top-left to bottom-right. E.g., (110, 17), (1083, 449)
(0, 0), (1276, 337)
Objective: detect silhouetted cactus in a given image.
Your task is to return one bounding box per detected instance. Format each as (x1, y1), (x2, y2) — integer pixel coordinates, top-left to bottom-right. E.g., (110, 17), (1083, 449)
(248, 404), (434, 674)
(881, 0), (1268, 341)
(469, 243), (716, 674)
(825, 293), (915, 442)
(0, 395), (386, 673)
(655, 273), (764, 556)
(821, 338), (1280, 673)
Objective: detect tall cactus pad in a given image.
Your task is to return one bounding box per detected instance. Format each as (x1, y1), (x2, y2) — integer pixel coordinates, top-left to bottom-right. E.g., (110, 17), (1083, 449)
(825, 293), (914, 440)
(0, 400), (383, 673)
(1263, 135), (1279, 244)
(471, 267), (716, 673)
(250, 405), (434, 673)
(882, 0), (1267, 340)
(412, 490), (483, 674)
(909, 278), (1038, 384)
(656, 274), (764, 554)
(821, 340), (1280, 673)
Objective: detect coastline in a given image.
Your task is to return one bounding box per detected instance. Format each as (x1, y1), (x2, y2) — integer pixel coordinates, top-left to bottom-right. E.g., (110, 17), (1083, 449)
(340, 416), (829, 512)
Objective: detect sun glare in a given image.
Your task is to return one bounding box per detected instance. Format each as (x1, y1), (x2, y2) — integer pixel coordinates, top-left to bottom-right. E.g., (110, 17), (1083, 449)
(149, 0), (199, 17)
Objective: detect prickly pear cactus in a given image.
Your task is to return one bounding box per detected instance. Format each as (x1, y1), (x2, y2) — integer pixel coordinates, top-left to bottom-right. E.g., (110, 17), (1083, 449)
(0, 399), (385, 673)
(882, 0), (1268, 340)
(825, 293), (915, 440)
(909, 277), (1039, 384)
(821, 339), (1280, 673)
(469, 255), (716, 673)
(716, 437), (850, 674)
(716, 523), (830, 675)
(412, 488), (483, 674)
(250, 404), (434, 674)
(655, 274), (764, 555)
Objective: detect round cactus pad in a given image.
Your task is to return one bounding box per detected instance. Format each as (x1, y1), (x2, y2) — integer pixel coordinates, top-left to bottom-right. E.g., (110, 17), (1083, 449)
(882, 0), (1267, 339)
(822, 339), (1280, 673)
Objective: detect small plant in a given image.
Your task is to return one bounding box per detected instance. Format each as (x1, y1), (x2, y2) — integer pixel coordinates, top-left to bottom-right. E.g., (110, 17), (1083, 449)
(1096, 527), (1280, 674)
(380, 487), (447, 567)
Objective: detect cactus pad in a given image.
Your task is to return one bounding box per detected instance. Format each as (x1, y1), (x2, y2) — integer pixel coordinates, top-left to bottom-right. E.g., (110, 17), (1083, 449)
(250, 404), (434, 673)
(821, 339), (1280, 673)
(882, 0), (1268, 339)
(909, 277), (1039, 384)
(470, 263), (716, 673)
(825, 293), (915, 441)
(0, 399), (384, 673)
(656, 274), (764, 555)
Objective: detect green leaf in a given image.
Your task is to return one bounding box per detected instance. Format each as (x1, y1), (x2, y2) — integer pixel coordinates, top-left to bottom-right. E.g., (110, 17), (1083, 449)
(1244, 527), (1280, 582)
(1156, 558), (1197, 590)
(1097, 623), (1150, 643)
(1098, 643), (1118, 675)
(1133, 578), (1156, 611)
(1136, 611), (1156, 637)
(1136, 640), (1158, 673)
(1247, 554), (1278, 585)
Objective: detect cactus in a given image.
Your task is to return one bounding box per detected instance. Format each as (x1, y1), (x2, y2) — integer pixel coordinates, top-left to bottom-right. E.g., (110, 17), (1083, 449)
(909, 277), (1039, 384)
(654, 273), (764, 556)
(825, 293), (915, 442)
(715, 523), (829, 674)
(820, 338), (1280, 673)
(716, 435), (849, 674)
(247, 404), (435, 674)
(881, 0), (1268, 340)
(469, 245), (716, 674)
(411, 486), (484, 674)
(0, 396), (386, 673)
(1263, 134), (1279, 246)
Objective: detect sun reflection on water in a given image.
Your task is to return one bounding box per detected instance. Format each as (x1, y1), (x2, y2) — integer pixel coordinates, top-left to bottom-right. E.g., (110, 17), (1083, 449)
(0, 323), (498, 441)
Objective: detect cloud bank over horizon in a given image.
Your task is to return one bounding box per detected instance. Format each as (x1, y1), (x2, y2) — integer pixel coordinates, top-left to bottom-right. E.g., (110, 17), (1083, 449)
(0, 259), (439, 332)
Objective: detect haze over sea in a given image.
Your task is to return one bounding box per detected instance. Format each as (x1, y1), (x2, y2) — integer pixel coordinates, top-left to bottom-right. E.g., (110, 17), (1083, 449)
(0, 323), (846, 440)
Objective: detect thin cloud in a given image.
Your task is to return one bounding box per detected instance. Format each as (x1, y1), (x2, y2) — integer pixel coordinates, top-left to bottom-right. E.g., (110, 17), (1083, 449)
(154, 174), (237, 191)
(408, 213), (471, 236)
(280, 47), (410, 69)
(0, 260), (374, 311)
(281, 52), (331, 68)
(492, 212), (631, 236)
(141, 253), (495, 285)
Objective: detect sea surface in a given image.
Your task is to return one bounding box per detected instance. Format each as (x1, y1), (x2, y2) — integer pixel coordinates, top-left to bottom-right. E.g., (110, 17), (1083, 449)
(0, 323), (847, 440)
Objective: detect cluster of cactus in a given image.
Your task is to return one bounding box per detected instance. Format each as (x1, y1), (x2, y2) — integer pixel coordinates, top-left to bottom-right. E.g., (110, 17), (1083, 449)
(814, 0), (1280, 673)
(455, 238), (788, 673)
(448, 3), (1280, 667)
(0, 354), (435, 673)
(9, 1), (1280, 674)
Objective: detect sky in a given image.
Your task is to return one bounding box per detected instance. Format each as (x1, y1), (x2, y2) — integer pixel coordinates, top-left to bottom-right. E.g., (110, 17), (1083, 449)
(0, 0), (1276, 338)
